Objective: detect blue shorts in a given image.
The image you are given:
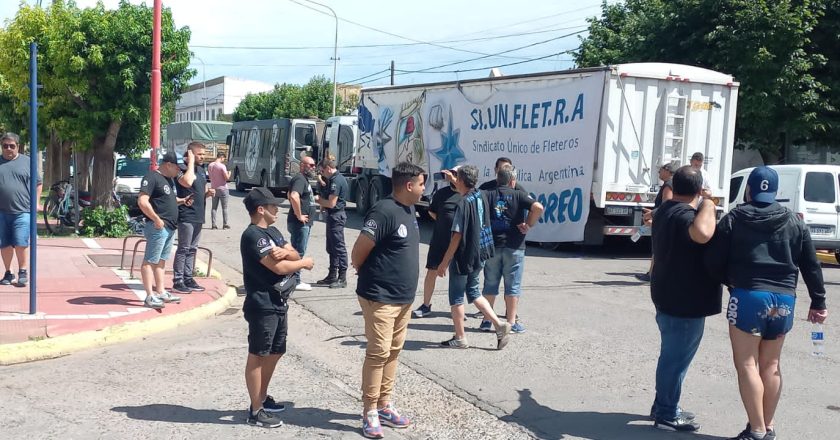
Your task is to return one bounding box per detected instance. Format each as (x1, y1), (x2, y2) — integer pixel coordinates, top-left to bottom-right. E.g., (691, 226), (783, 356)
(448, 262), (484, 306)
(0, 212), (31, 248)
(726, 288), (795, 340)
(143, 221), (176, 264)
(482, 247), (525, 297)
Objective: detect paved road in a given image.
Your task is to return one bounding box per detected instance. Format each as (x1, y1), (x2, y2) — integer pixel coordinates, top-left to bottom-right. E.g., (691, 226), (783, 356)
(2, 187), (839, 439)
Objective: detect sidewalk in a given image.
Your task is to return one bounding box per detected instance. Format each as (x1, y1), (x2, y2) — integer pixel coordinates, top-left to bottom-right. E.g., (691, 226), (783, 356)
(0, 236), (234, 363)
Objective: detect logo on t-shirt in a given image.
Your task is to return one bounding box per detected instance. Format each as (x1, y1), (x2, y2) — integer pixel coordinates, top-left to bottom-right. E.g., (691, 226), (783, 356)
(142, 179), (148, 187)
(364, 219), (377, 230)
(163, 184), (171, 195)
(397, 224), (408, 238)
(257, 238), (268, 248)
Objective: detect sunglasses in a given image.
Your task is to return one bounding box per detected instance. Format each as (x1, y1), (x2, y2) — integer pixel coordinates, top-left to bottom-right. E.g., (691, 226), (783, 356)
(2, 143), (17, 149)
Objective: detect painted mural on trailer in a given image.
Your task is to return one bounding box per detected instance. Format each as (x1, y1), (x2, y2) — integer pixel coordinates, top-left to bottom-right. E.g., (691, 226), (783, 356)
(358, 72), (605, 241)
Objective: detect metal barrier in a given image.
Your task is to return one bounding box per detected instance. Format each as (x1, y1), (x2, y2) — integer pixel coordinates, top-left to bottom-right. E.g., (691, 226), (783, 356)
(127, 237), (214, 280)
(120, 234), (144, 270)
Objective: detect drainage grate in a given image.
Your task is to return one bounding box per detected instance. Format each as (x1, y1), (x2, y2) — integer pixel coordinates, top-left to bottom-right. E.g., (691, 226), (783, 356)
(219, 307), (240, 316)
(87, 254), (143, 268)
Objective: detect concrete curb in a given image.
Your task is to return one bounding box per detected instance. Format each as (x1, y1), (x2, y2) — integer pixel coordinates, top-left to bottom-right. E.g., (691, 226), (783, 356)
(0, 286), (237, 366)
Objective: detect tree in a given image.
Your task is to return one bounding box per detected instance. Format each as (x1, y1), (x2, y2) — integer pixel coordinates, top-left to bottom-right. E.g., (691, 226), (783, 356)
(232, 75), (348, 122)
(0, 1), (194, 206)
(575, 0), (837, 162)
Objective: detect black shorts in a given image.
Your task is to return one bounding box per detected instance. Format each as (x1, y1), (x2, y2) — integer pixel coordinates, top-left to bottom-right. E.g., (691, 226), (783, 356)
(425, 240), (448, 270)
(244, 307), (288, 356)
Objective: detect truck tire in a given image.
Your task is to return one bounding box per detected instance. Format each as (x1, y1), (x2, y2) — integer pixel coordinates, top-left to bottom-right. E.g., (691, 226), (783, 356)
(369, 178), (385, 209)
(355, 178), (370, 213)
(234, 169), (246, 192)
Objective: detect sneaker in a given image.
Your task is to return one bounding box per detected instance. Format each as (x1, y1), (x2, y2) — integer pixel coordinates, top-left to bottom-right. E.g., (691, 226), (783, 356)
(649, 406), (695, 421)
(1, 271), (14, 285)
(158, 291), (181, 303)
(496, 321), (512, 350)
(511, 322), (526, 333)
(16, 270), (28, 287)
(185, 279), (206, 292)
(223, 225), (231, 230)
(144, 294), (165, 309)
(295, 282), (312, 291)
(440, 336), (469, 348)
(211, 225), (218, 230)
(479, 320), (493, 332)
(728, 424), (773, 440)
(378, 402), (410, 428)
(362, 409), (384, 439)
(262, 395), (286, 413)
(412, 303), (432, 318)
(172, 282), (192, 293)
(247, 408), (283, 428)
(654, 415), (700, 432)
(635, 272), (651, 282)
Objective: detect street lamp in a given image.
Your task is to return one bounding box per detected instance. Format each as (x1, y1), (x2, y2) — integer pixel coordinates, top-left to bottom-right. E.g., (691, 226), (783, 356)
(192, 54), (207, 120)
(303, 0), (338, 116)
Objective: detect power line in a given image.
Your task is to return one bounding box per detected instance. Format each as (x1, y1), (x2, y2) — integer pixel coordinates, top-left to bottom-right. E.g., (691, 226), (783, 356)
(395, 48), (579, 75)
(344, 68), (391, 84)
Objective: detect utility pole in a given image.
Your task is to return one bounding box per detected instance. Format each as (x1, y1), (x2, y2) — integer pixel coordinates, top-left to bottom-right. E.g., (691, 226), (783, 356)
(390, 60), (395, 86)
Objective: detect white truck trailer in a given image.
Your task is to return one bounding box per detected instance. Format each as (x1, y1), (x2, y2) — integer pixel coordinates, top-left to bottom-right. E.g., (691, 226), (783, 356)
(338, 63), (739, 245)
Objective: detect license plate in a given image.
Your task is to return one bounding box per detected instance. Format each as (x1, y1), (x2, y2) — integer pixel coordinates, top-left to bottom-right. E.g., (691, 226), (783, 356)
(809, 226), (834, 235)
(605, 206), (631, 216)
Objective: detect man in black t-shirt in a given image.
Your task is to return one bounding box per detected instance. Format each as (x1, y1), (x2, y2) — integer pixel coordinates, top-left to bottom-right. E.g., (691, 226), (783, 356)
(480, 165), (543, 334)
(240, 187), (315, 428)
(478, 157), (525, 192)
(351, 162), (424, 438)
(287, 155), (317, 291)
(173, 142), (213, 294)
(137, 151), (188, 309)
(413, 167), (462, 318)
(314, 156), (350, 288)
(649, 165), (719, 433)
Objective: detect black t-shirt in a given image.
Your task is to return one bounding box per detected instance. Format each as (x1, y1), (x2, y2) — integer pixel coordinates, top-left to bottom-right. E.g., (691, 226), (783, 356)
(240, 224), (291, 312)
(429, 186), (462, 248)
(325, 171), (348, 212)
(653, 179), (673, 208)
(356, 197), (420, 304)
(140, 171), (178, 230)
(176, 164), (208, 224)
(478, 180), (526, 192)
(484, 186), (536, 249)
(288, 173), (314, 224)
(651, 200), (722, 318)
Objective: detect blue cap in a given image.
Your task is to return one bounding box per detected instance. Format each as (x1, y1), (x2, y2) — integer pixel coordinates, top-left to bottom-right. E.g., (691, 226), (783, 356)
(747, 166), (778, 204)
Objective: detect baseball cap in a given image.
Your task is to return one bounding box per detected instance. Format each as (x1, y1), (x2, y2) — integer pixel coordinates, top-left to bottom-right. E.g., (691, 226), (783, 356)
(244, 187), (284, 213)
(747, 166), (779, 204)
(161, 150), (187, 171)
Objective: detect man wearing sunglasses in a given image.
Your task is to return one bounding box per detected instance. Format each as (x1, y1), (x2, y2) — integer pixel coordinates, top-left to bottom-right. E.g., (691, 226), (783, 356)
(0, 132), (42, 287)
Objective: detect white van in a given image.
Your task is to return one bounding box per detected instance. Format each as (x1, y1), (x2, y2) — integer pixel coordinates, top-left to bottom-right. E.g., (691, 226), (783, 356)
(729, 164), (840, 252)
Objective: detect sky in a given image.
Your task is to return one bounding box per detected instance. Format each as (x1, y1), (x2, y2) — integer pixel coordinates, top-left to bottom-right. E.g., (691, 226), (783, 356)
(1, 0), (611, 89)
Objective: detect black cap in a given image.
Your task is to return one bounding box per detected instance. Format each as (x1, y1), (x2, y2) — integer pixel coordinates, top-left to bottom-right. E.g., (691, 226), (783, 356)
(244, 187), (283, 213)
(161, 150), (187, 171)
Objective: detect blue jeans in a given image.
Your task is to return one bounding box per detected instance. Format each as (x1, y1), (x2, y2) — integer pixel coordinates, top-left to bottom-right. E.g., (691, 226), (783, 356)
(143, 221), (176, 264)
(287, 219), (311, 283)
(482, 247), (525, 296)
(0, 212), (30, 248)
(652, 310), (706, 421)
(448, 262), (484, 306)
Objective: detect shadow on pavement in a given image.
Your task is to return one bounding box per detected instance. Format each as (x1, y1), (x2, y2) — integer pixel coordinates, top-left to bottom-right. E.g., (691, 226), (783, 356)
(502, 389), (727, 440)
(112, 403), (358, 432)
(574, 280), (647, 287)
(67, 296), (142, 306)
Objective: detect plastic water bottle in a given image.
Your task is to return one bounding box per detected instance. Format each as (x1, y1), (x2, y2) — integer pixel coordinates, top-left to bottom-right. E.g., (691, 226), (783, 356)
(631, 226), (649, 243)
(811, 323), (825, 357)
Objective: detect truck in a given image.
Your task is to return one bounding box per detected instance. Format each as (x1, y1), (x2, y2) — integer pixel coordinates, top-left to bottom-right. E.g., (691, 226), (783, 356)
(333, 63), (739, 245)
(164, 120), (233, 159)
(227, 117), (324, 193)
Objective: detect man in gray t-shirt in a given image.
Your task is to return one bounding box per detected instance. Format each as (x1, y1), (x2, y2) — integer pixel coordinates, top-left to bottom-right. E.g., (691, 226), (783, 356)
(0, 132), (42, 286)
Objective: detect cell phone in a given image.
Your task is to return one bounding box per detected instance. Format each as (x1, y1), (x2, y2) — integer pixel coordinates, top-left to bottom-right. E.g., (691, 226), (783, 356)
(433, 172), (445, 181)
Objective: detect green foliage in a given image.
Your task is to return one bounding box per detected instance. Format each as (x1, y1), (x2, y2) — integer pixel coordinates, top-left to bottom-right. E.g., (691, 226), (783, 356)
(80, 205), (131, 237)
(575, 0), (839, 159)
(233, 75), (347, 121)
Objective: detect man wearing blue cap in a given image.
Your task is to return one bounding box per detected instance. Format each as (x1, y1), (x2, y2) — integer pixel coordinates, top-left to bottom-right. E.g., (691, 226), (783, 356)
(706, 166), (829, 440)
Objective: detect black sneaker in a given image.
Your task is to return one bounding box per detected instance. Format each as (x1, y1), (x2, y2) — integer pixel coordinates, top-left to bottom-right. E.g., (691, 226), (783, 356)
(654, 415), (700, 432)
(16, 270), (28, 287)
(185, 279), (206, 292)
(329, 279), (347, 289)
(172, 281), (193, 293)
(247, 408), (283, 428)
(0, 271), (14, 285)
(635, 272), (651, 282)
(728, 424), (773, 440)
(262, 395), (286, 413)
(649, 406), (695, 421)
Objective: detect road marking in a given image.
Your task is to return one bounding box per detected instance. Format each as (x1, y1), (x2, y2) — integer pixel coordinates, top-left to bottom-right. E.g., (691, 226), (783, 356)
(111, 269), (148, 301)
(81, 238), (101, 249)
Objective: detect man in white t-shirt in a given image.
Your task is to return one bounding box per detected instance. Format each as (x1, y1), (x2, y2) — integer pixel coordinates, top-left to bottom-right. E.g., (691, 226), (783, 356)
(690, 152), (712, 198)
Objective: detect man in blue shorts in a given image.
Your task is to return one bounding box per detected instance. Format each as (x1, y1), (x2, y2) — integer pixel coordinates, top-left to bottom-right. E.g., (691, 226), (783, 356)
(0, 133), (42, 287)
(137, 151), (187, 309)
(706, 166), (828, 440)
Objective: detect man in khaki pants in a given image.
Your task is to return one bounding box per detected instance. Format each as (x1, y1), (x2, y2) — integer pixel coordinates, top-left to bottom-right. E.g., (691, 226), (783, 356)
(351, 162), (425, 439)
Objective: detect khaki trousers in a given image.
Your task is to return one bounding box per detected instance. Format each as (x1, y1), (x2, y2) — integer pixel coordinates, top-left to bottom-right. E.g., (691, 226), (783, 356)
(358, 297), (412, 408)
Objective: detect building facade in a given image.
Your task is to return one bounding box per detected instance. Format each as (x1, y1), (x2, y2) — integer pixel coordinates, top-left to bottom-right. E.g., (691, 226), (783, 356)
(175, 76), (274, 122)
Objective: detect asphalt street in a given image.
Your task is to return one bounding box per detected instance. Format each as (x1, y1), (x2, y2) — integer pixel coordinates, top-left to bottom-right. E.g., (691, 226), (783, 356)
(2, 187), (838, 439)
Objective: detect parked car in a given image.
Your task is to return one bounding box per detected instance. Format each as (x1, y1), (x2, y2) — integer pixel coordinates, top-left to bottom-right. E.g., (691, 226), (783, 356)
(729, 164), (840, 256)
(114, 153), (155, 215)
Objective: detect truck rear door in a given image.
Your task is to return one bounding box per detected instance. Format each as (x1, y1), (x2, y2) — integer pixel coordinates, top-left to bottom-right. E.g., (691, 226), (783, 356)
(801, 170), (839, 242)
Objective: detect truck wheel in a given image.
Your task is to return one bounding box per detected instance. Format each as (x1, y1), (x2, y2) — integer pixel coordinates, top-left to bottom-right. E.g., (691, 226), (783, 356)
(355, 179), (369, 213)
(234, 170), (245, 192)
(369, 178), (385, 209)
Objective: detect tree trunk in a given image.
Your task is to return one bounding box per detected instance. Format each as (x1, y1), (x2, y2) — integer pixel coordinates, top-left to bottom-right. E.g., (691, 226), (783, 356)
(43, 131), (72, 189)
(75, 148), (93, 192)
(91, 120), (122, 208)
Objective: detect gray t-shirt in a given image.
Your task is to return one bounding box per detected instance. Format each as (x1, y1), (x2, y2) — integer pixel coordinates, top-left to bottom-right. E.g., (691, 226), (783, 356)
(0, 154), (42, 213)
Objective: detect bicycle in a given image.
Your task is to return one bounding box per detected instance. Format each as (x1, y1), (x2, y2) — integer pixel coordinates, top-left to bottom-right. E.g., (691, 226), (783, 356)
(42, 178), (91, 235)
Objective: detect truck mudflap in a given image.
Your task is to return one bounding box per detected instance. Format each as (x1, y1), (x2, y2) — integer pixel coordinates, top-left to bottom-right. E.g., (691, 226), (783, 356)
(604, 226), (650, 236)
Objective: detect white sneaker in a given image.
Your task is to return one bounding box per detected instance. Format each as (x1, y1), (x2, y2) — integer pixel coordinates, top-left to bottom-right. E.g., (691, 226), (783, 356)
(296, 282), (312, 291)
